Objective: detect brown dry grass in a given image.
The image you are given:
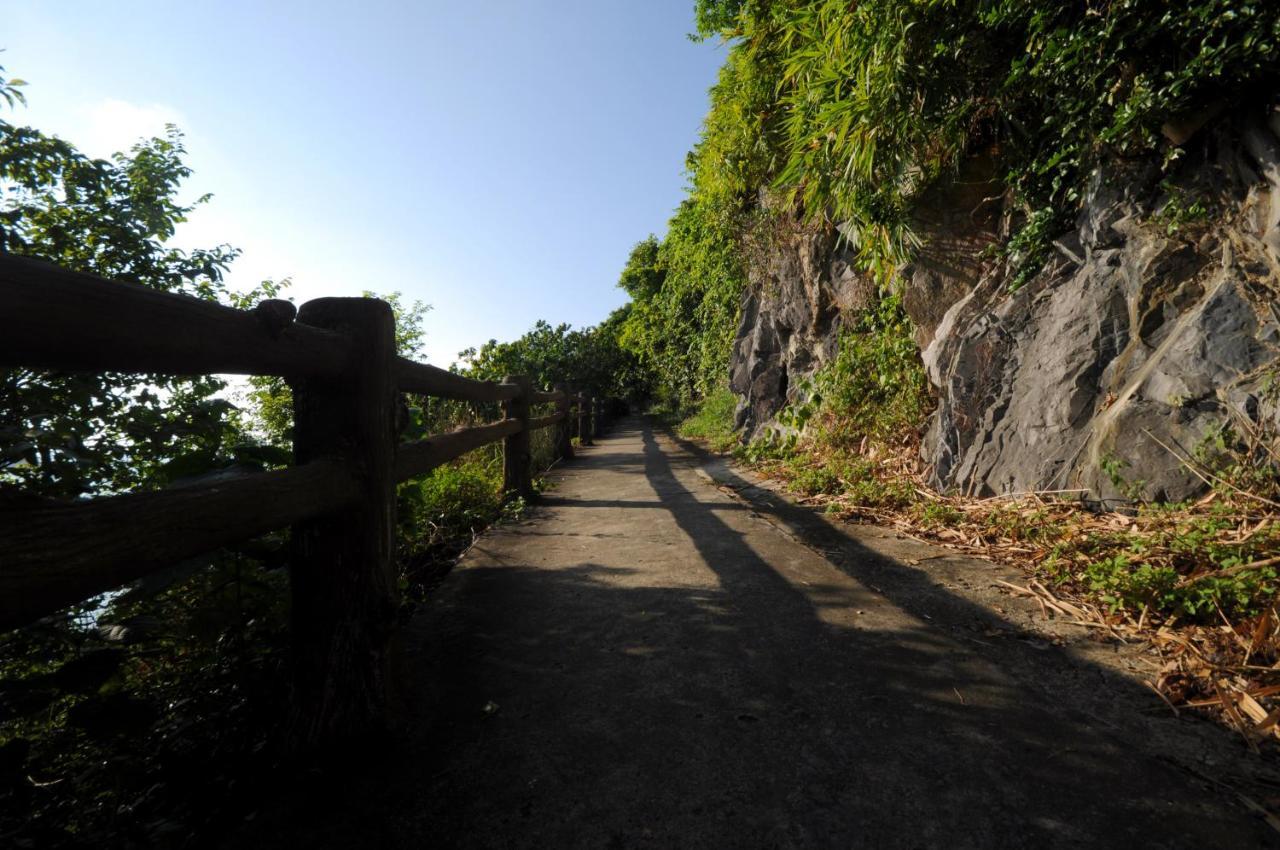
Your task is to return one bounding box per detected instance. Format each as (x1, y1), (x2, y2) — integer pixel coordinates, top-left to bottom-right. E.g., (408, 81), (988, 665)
(747, 426), (1280, 749)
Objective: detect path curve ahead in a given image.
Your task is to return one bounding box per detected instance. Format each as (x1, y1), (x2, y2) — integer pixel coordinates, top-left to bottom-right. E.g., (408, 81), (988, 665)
(251, 418), (1274, 849)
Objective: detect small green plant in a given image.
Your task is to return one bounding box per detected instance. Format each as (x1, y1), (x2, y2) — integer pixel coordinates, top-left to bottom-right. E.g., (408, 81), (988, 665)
(1084, 554), (1181, 612)
(676, 387), (740, 452)
(809, 295), (930, 448)
(1154, 181), (1213, 236)
(772, 377), (821, 432)
(739, 432), (792, 464)
(789, 462), (841, 496)
(1004, 207), (1067, 291)
(1100, 452), (1147, 501)
(731, 295), (929, 513)
(1081, 548), (1278, 619)
(915, 501), (964, 528)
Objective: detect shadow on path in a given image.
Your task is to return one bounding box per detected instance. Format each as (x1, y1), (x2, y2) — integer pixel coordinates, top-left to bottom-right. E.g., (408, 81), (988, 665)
(238, 419), (1275, 850)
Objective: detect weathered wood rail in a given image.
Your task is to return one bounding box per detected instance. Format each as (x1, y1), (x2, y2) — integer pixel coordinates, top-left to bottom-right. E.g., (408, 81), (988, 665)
(0, 253), (610, 745)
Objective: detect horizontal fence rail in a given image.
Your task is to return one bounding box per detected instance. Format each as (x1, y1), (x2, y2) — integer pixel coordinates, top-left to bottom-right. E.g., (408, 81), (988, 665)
(394, 419), (523, 483)
(0, 251), (613, 747)
(0, 254), (355, 378)
(397, 358), (519, 403)
(0, 460), (359, 631)
(528, 412), (566, 431)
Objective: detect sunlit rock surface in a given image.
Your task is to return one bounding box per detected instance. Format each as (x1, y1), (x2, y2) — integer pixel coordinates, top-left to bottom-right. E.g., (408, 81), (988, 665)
(924, 110), (1280, 502)
(728, 106), (1280, 502)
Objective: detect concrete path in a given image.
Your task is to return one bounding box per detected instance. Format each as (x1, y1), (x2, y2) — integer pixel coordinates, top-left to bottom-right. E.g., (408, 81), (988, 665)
(250, 418), (1275, 848)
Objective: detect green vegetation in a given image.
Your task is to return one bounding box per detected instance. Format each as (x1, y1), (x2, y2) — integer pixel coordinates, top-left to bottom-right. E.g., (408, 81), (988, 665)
(459, 313), (643, 403)
(0, 120), (273, 499)
(696, 294), (930, 514)
(615, 198), (745, 408)
(5, 0), (1280, 832)
(620, 1), (1280, 422)
(808, 297), (930, 448)
(0, 549), (293, 847)
(688, 0), (1280, 277)
(0, 75), (308, 843)
(614, 1), (1280, 642)
(1154, 180), (1215, 236)
(673, 386), (739, 453)
(0, 63), (567, 846)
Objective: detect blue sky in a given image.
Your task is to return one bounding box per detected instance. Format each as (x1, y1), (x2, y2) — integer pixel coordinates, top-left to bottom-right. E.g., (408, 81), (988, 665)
(4, 1), (725, 365)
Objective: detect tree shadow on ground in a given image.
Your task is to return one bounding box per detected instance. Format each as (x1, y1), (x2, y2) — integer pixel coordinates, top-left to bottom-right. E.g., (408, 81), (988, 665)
(234, 420), (1275, 850)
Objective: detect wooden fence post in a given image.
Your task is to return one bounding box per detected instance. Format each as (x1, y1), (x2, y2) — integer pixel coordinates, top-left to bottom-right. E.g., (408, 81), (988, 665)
(578, 392), (593, 446)
(554, 382), (574, 461)
(288, 297), (398, 748)
(502, 375), (533, 500)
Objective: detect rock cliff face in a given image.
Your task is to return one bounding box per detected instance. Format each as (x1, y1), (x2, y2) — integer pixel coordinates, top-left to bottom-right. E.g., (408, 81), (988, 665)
(727, 108), (1280, 502)
(728, 157), (999, 441)
(728, 225), (871, 440)
(924, 114), (1280, 502)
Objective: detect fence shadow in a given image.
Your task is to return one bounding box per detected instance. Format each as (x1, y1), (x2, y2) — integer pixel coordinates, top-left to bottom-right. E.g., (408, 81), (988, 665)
(233, 419), (1273, 850)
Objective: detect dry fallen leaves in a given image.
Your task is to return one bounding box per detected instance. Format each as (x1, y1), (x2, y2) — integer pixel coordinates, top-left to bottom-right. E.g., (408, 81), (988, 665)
(754, 440), (1280, 749)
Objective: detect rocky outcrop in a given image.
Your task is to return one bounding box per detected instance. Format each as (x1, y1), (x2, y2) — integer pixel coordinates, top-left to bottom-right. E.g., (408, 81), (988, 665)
(900, 153), (1004, 350)
(729, 224), (872, 440)
(728, 157), (1001, 442)
(922, 111), (1280, 502)
(727, 106), (1280, 504)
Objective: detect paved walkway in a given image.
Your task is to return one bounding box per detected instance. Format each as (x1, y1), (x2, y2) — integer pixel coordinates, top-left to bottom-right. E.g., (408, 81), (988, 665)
(251, 419), (1275, 849)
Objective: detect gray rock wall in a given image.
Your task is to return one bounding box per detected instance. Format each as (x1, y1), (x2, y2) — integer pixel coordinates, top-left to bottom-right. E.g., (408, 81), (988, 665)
(923, 113), (1280, 502)
(728, 157), (999, 443)
(728, 225), (871, 440)
(726, 108), (1280, 503)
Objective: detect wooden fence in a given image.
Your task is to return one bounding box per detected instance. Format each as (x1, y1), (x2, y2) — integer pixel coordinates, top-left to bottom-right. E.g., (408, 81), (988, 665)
(0, 253), (609, 745)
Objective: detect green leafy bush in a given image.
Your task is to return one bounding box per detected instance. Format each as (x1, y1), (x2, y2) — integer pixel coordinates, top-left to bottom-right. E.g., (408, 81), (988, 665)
(460, 314), (643, 404)
(813, 295), (930, 448)
(0, 119), (276, 498)
(616, 197), (747, 407)
(733, 295), (929, 513)
(676, 386), (740, 452)
(689, 0), (1280, 278)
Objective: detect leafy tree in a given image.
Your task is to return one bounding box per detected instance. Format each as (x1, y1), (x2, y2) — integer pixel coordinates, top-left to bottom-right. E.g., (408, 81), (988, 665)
(692, 0), (750, 39)
(0, 108), (279, 498)
(617, 235), (664, 301)
(0, 65), (301, 846)
(459, 314), (644, 403)
(244, 291), (430, 445)
(612, 0), (1280, 418)
(615, 197), (746, 407)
